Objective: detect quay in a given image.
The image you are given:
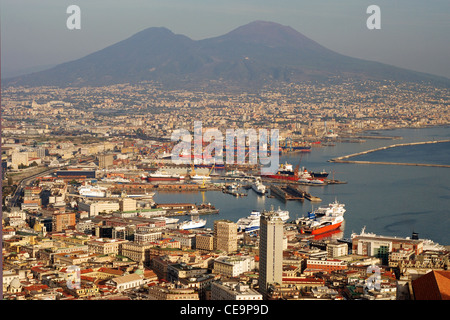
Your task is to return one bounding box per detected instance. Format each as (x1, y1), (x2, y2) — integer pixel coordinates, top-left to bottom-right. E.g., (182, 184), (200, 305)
(329, 139), (450, 168)
(304, 193), (322, 202)
(155, 203), (219, 216)
(261, 177), (346, 186)
(108, 182), (222, 193)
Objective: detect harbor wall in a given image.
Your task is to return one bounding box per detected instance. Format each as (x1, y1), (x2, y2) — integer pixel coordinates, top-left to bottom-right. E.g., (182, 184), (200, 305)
(329, 139), (450, 168)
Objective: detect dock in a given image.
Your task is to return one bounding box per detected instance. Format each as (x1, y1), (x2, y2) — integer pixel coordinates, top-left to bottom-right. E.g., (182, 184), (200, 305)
(268, 184), (324, 202)
(260, 176), (346, 186)
(270, 185), (303, 201)
(286, 185), (307, 200)
(304, 193), (322, 202)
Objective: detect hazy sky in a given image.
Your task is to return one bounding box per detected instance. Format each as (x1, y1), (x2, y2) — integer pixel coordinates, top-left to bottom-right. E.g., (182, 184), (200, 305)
(1, 0), (449, 79)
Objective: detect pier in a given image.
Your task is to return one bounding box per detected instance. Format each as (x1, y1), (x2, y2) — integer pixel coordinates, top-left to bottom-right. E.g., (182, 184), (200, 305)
(329, 139), (450, 168)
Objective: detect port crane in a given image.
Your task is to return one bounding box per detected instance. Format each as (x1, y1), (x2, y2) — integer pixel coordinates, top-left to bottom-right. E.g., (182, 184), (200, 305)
(284, 137), (293, 152)
(199, 164), (215, 190)
(293, 152), (305, 179)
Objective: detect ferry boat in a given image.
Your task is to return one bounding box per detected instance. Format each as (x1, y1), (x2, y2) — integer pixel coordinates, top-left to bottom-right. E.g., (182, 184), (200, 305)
(146, 170), (185, 181)
(314, 200), (346, 216)
(274, 207), (290, 222)
(251, 178), (266, 195)
(225, 170), (246, 178)
(237, 207), (289, 232)
(237, 210), (261, 232)
(178, 214), (207, 230)
(121, 191), (155, 199)
(78, 185), (108, 198)
(190, 174), (211, 180)
(296, 200), (346, 235)
(153, 217), (180, 224)
(308, 179), (325, 185)
(101, 177), (130, 183)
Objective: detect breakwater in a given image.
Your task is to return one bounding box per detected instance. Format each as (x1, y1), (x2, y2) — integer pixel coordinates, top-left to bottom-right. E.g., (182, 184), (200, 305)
(328, 139), (450, 168)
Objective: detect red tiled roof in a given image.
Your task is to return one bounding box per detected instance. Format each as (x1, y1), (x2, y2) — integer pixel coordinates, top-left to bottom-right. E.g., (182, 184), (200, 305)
(412, 270), (450, 300)
(283, 277), (324, 283)
(81, 276), (97, 282)
(80, 268), (94, 274)
(24, 284), (49, 292)
(97, 267), (124, 275)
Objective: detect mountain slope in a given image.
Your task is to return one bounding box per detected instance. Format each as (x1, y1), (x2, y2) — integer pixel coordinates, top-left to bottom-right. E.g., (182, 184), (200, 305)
(4, 21), (449, 89)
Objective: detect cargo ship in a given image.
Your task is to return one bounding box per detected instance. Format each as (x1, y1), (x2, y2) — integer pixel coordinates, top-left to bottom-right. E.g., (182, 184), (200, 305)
(296, 200), (346, 235)
(282, 145), (311, 152)
(310, 170), (329, 179)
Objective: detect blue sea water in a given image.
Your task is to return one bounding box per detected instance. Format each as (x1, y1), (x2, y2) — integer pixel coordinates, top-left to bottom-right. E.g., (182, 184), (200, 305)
(154, 126), (450, 245)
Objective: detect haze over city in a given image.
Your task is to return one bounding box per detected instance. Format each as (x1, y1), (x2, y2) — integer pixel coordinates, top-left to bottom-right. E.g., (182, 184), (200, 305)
(1, 0), (450, 79)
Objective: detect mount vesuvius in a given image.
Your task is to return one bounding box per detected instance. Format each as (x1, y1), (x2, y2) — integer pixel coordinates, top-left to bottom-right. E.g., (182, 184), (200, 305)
(4, 21), (449, 90)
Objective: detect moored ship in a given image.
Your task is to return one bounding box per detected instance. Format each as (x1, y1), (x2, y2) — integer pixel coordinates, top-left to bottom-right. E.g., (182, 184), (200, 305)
(178, 214), (207, 230)
(251, 178), (266, 195)
(153, 217), (180, 224)
(310, 170), (329, 179)
(145, 170), (185, 181)
(78, 185), (108, 198)
(190, 174), (211, 180)
(262, 162), (328, 182)
(296, 200), (346, 235)
(237, 210), (261, 232)
(274, 207), (290, 222)
(237, 207), (289, 232)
